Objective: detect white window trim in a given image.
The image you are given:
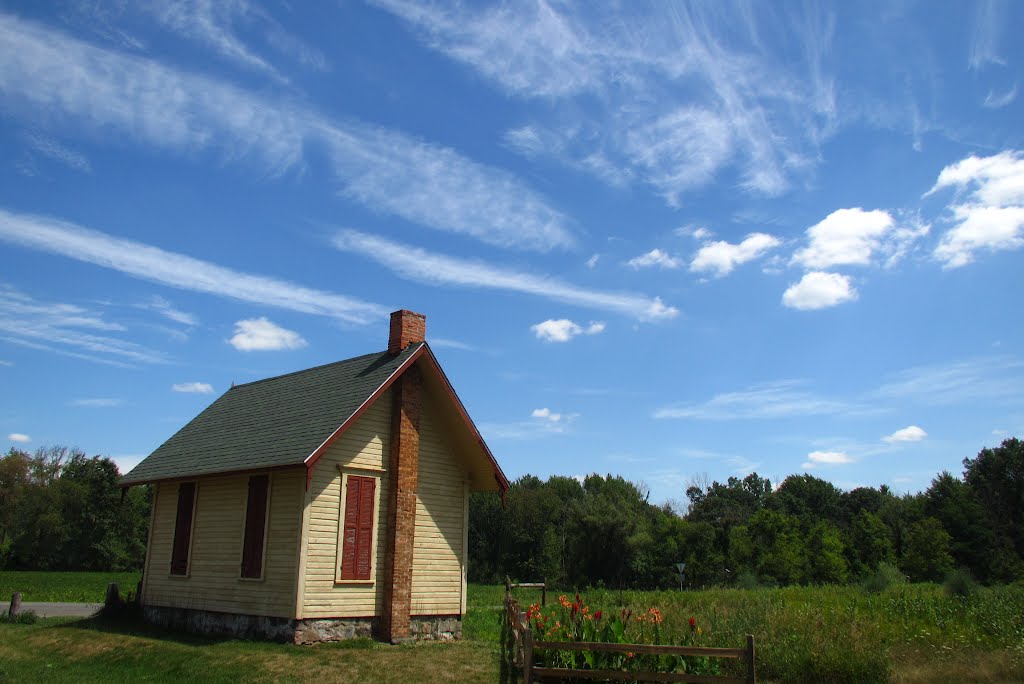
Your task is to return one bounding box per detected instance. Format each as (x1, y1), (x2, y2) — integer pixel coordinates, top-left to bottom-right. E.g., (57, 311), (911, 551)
(238, 473), (273, 582)
(335, 465), (384, 585)
(169, 480), (199, 579)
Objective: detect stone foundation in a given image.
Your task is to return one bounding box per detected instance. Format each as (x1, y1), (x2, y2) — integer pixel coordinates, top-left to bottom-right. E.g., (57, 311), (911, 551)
(410, 615), (462, 641)
(142, 605), (459, 645)
(142, 605), (297, 642)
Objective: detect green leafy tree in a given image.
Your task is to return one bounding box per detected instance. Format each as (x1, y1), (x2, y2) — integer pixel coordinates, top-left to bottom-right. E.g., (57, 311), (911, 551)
(846, 510), (895, 577)
(963, 438), (1024, 580)
(806, 520), (849, 584)
(745, 508), (807, 585)
(901, 517), (954, 582)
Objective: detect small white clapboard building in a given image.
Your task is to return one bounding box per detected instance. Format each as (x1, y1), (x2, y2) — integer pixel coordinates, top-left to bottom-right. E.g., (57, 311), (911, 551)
(121, 310), (508, 643)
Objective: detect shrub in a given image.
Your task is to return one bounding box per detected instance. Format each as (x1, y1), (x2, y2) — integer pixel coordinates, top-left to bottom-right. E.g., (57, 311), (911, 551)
(943, 567), (978, 597)
(735, 571), (761, 590)
(861, 562), (906, 593)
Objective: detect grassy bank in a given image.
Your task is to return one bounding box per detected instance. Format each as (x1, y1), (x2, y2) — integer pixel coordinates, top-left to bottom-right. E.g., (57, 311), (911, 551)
(2, 574), (1023, 682)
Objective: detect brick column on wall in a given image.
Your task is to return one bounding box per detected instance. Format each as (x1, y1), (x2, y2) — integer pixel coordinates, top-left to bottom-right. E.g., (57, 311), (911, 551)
(382, 310), (425, 642)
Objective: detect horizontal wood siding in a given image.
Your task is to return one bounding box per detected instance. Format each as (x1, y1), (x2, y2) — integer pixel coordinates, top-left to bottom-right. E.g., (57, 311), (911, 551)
(144, 469), (303, 618)
(411, 400), (466, 616)
(301, 391), (391, 618)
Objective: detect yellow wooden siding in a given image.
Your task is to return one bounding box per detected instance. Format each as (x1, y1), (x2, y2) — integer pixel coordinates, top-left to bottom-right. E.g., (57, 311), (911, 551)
(143, 469), (303, 618)
(300, 391), (391, 618)
(411, 399), (466, 616)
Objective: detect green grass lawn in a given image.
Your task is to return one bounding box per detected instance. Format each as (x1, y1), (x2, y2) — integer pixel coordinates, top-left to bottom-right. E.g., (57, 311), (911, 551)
(2, 574), (1023, 682)
(0, 571), (142, 603)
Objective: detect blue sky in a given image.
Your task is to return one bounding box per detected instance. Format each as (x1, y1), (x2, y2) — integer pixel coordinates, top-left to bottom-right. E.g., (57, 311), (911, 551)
(1, 1), (1022, 504)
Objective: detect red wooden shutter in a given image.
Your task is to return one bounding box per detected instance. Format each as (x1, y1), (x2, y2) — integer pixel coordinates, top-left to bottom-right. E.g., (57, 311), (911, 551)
(341, 476), (375, 580)
(170, 482), (196, 575)
(241, 475), (269, 578)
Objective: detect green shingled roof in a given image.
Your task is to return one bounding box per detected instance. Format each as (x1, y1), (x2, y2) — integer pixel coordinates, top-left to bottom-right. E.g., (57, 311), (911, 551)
(121, 343), (423, 485)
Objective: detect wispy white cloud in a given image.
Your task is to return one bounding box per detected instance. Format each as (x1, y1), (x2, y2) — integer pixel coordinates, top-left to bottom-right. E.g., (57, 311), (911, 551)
(376, 1), (837, 203)
(691, 233), (780, 277)
(430, 337), (475, 352)
(0, 13), (570, 251)
(983, 84), (1018, 108)
(0, 285), (166, 366)
(0, 209), (387, 325)
(172, 382), (214, 394)
(873, 356), (1024, 406)
(24, 133), (91, 173)
(655, 380), (853, 420)
(149, 0), (288, 82)
(927, 151), (1024, 267)
(782, 272), (857, 310)
(333, 229), (677, 321)
(626, 248), (682, 270)
(228, 317), (307, 351)
(969, 0), (1006, 69)
(7, 433), (31, 443)
(585, 254), (600, 269)
(142, 295), (197, 326)
(319, 123), (572, 251)
(802, 450), (853, 469)
(0, 360), (12, 367)
(531, 319), (605, 343)
(71, 398), (123, 407)
(882, 425), (927, 443)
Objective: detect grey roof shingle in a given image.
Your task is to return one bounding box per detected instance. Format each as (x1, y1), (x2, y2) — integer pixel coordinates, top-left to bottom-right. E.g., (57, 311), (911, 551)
(121, 343), (422, 485)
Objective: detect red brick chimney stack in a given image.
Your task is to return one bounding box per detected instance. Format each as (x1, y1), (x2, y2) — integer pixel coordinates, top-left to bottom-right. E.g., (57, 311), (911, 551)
(388, 310), (426, 355)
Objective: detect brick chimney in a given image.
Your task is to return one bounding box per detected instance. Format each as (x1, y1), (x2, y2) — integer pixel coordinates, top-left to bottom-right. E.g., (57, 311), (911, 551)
(381, 308), (425, 642)
(388, 310), (426, 355)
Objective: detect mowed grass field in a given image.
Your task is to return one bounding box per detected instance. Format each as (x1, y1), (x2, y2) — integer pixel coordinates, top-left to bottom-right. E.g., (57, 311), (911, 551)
(2, 572), (1023, 683)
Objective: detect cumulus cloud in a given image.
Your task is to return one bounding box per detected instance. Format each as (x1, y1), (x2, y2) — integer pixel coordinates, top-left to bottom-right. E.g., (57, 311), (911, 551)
(883, 425), (928, 443)
(782, 272), (857, 310)
(172, 382), (214, 393)
(927, 151), (1024, 267)
(791, 208), (897, 269)
(690, 232), (780, 277)
(531, 319), (606, 343)
(802, 450), (853, 469)
(531, 407), (562, 422)
(229, 317), (307, 351)
(8, 433), (31, 443)
(626, 248), (682, 270)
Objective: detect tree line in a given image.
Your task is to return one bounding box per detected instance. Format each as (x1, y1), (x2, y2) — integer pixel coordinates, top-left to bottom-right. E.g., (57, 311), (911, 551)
(3, 438), (1021, 588)
(0, 446), (149, 571)
(469, 438), (1024, 589)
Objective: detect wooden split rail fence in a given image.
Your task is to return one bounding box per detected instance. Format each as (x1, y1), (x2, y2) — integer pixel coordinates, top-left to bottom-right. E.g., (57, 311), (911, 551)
(505, 583), (756, 684)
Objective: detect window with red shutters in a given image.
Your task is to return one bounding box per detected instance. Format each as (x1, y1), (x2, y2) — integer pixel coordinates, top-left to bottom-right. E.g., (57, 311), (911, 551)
(339, 475), (376, 581)
(170, 482), (196, 575)
(240, 474), (270, 579)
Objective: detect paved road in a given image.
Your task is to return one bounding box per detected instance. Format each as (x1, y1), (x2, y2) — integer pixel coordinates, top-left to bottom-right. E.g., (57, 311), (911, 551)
(18, 602), (102, 618)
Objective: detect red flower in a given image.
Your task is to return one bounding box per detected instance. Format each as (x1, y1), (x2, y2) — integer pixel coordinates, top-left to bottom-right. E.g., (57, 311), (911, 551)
(689, 616), (697, 631)
(594, 610), (602, 621)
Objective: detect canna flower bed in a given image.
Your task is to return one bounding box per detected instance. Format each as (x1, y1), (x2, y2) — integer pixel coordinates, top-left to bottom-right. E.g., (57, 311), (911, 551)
(522, 593), (721, 677)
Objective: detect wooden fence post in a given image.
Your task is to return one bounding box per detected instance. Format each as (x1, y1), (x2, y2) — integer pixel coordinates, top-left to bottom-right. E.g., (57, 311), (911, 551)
(746, 634), (756, 684)
(8, 592), (21, 616)
(520, 613), (534, 684)
(541, 580), (546, 607)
